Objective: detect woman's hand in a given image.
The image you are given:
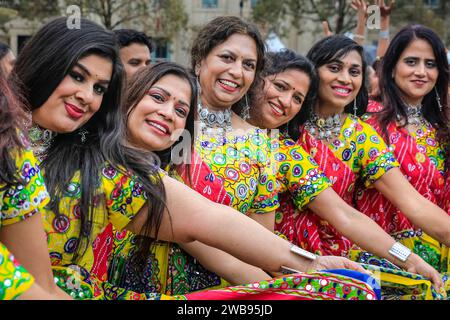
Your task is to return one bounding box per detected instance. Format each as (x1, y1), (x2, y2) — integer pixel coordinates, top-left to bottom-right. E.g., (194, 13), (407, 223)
(308, 255), (370, 274)
(351, 0), (369, 23)
(322, 21), (333, 37)
(403, 253), (444, 293)
(377, 0), (395, 19)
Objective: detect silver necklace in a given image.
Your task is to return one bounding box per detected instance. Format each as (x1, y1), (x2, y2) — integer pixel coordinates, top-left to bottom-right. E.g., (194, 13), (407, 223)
(28, 123), (56, 162)
(400, 103), (429, 127)
(197, 102), (232, 135)
(305, 112), (342, 141)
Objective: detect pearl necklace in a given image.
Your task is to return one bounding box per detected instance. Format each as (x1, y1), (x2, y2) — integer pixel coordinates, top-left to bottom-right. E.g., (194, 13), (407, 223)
(305, 113), (343, 141)
(197, 102), (232, 135)
(28, 123), (56, 162)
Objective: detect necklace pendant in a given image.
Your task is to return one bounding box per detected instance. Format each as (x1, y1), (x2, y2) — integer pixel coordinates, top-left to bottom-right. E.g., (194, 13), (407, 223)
(317, 118), (325, 128)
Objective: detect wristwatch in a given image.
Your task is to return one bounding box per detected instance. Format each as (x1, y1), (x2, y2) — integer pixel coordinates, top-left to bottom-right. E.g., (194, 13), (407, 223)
(388, 242), (412, 262)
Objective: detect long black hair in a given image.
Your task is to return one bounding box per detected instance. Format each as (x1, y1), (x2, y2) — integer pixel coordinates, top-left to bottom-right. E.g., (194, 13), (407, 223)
(377, 24), (449, 150)
(252, 49), (318, 141)
(14, 17), (167, 263)
(304, 35), (369, 123)
(0, 65), (27, 187)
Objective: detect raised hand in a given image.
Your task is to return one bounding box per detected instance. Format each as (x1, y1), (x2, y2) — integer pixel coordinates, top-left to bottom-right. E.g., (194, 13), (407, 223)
(322, 20), (333, 37)
(377, 0), (395, 18)
(351, 0), (369, 21)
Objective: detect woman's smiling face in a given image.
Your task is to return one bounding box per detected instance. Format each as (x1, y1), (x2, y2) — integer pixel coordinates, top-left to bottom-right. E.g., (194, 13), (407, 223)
(253, 69), (311, 129)
(316, 50), (363, 112)
(196, 33), (258, 110)
(32, 54), (112, 133)
(127, 74), (192, 151)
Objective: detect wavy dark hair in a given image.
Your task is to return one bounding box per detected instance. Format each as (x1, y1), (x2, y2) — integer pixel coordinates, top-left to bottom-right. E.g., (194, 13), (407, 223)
(191, 16), (266, 116)
(113, 28), (154, 52)
(251, 49), (318, 141)
(304, 35), (369, 124)
(0, 66), (28, 187)
(125, 62), (197, 170)
(14, 17), (167, 263)
(377, 24), (449, 152)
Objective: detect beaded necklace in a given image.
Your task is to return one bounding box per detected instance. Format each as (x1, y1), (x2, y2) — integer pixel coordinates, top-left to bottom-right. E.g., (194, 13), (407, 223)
(305, 112), (343, 142)
(403, 103), (428, 127)
(28, 123), (56, 162)
(197, 102), (232, 136)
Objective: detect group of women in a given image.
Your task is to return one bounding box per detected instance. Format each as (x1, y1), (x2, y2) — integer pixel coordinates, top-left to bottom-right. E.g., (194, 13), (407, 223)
(0, 13), (449, 300)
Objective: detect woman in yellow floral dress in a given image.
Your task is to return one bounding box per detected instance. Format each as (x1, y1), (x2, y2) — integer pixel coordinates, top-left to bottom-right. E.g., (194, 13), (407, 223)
(14, 17), (370, 300)
(0, 67), (70, 300)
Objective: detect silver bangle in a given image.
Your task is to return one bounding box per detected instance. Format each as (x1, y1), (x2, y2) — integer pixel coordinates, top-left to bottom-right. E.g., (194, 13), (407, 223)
(290, 244), (317, 261)
(388, 242), (411, 262)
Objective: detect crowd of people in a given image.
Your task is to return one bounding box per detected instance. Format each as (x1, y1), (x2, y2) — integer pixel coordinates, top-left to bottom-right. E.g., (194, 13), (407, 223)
(1, 0), (449, 300)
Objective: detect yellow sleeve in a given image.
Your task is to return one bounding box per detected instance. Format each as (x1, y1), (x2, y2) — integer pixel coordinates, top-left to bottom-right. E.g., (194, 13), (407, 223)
(355, 120), (399, 188)
(0, 242), (35, 300)
(276, 138), (330, 210)
(1, 148), (50, 226)
(101, 164), (165, 231)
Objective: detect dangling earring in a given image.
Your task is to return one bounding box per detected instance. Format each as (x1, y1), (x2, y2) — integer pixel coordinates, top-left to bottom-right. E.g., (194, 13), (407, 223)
(196, 76), (202, 98)
(241, 94), (250, 121)
(78, 128), (89, 143)
(435, 87), (443, 112)
(353, 98), (357, 117)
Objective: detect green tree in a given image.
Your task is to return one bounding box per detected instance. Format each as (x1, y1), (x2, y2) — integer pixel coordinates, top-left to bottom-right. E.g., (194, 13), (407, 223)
(2, 0), (60, 21)
(1, 0), (188, 37)
(252, 0), (449, 44)
(390, 0), (449, 45)
(0, 7), (18, 32)
(68, 0), (187, 36)
(252, 0), (358, 37)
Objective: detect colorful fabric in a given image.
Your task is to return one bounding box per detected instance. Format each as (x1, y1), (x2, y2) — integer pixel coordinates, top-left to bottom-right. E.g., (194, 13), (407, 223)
(108, 231), (226, 296)
(357, 114), (449, 274)
(444, 174), (450, 215)
(271, 135), (330, 210)
(367, 99), (384, 113)
(105, 151), (232, 296)
(37, 160), (172, 299)
(276, 114), (398, 256)
(1, 147), (49, 227)
(0, 242), (35, 300)
(43, 164), (151, 271)
(53, 265), (379, 300)
(195, 128), (279, 215)
(180, 271), (378, 300)
(0, 144), (50, 300)
(175, 150), (231, 206)
(359, 263), (447, 300)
